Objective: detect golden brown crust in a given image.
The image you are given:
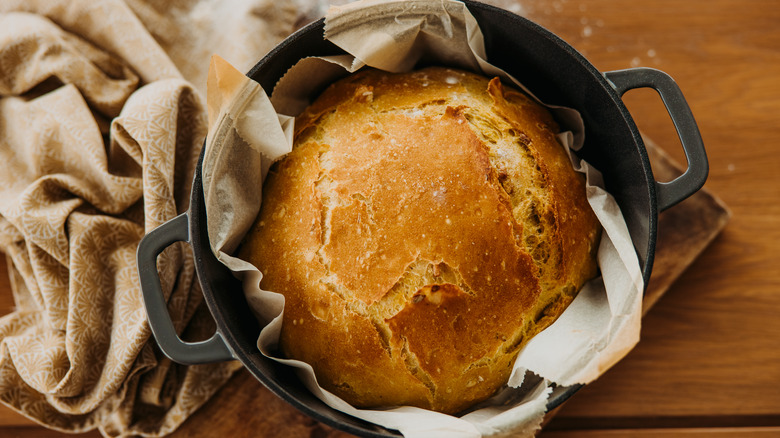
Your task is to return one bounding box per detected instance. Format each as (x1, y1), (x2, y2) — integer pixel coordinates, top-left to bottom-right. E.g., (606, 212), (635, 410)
(239, 67), (600, 414)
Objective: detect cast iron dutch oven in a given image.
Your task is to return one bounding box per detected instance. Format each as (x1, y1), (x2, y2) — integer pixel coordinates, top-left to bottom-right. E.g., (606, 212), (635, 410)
(137, 2), (708, 436)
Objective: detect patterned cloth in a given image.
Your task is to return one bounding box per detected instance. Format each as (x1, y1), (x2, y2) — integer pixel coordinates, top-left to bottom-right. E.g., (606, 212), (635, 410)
(0, 0), (296, 435)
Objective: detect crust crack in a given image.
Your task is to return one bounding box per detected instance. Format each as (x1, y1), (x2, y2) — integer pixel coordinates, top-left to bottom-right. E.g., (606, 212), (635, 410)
(370, 258), (475, 321)
(314, 149), (372, 315)
(370, 317), (393, 357)
(314, 149), (337, 285)
(401, 337), (436, 399)
(462, 109), (560, 284)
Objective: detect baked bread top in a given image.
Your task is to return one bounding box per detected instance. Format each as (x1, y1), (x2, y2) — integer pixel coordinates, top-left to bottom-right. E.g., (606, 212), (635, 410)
(239, 66), (600, 414)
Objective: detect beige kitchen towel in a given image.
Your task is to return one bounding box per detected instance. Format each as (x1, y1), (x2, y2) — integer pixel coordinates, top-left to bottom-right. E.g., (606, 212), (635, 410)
(0, 0), (296, 436)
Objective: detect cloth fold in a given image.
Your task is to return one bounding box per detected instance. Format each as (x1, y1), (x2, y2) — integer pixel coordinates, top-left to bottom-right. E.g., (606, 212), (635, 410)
(0, 0), (297, 436)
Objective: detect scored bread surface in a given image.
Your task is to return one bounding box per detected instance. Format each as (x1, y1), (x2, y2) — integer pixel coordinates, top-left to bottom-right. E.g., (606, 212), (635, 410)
(238, 67), (600, 414)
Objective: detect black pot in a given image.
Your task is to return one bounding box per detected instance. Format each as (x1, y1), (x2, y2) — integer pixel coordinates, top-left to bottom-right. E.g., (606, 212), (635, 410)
(137, 2), (707, 436)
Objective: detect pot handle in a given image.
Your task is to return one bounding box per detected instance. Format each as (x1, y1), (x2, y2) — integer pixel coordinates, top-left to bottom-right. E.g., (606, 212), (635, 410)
(137, 213), (234, 365)
(604, 67), (708, 211)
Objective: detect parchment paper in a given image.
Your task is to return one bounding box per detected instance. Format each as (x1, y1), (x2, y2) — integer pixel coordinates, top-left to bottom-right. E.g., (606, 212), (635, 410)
(201, 1), (643, 436)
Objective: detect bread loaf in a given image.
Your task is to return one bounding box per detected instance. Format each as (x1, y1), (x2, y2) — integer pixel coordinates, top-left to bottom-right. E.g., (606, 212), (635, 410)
(238, 67), (600, 414)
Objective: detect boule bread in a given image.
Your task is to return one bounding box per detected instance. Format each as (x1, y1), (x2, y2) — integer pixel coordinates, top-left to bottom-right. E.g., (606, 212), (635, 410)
(238, 66), (600, 414)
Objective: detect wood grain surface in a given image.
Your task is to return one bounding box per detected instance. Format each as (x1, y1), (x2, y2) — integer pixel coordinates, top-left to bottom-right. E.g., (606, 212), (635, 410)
(1, 0), (778, 437)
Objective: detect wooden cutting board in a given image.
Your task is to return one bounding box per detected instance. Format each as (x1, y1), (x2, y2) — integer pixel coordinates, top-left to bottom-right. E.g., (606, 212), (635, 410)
(168, 136), (730, 438)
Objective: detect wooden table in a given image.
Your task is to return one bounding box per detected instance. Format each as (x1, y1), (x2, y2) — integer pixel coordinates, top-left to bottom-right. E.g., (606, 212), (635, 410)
(2, 0), (779, 436)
